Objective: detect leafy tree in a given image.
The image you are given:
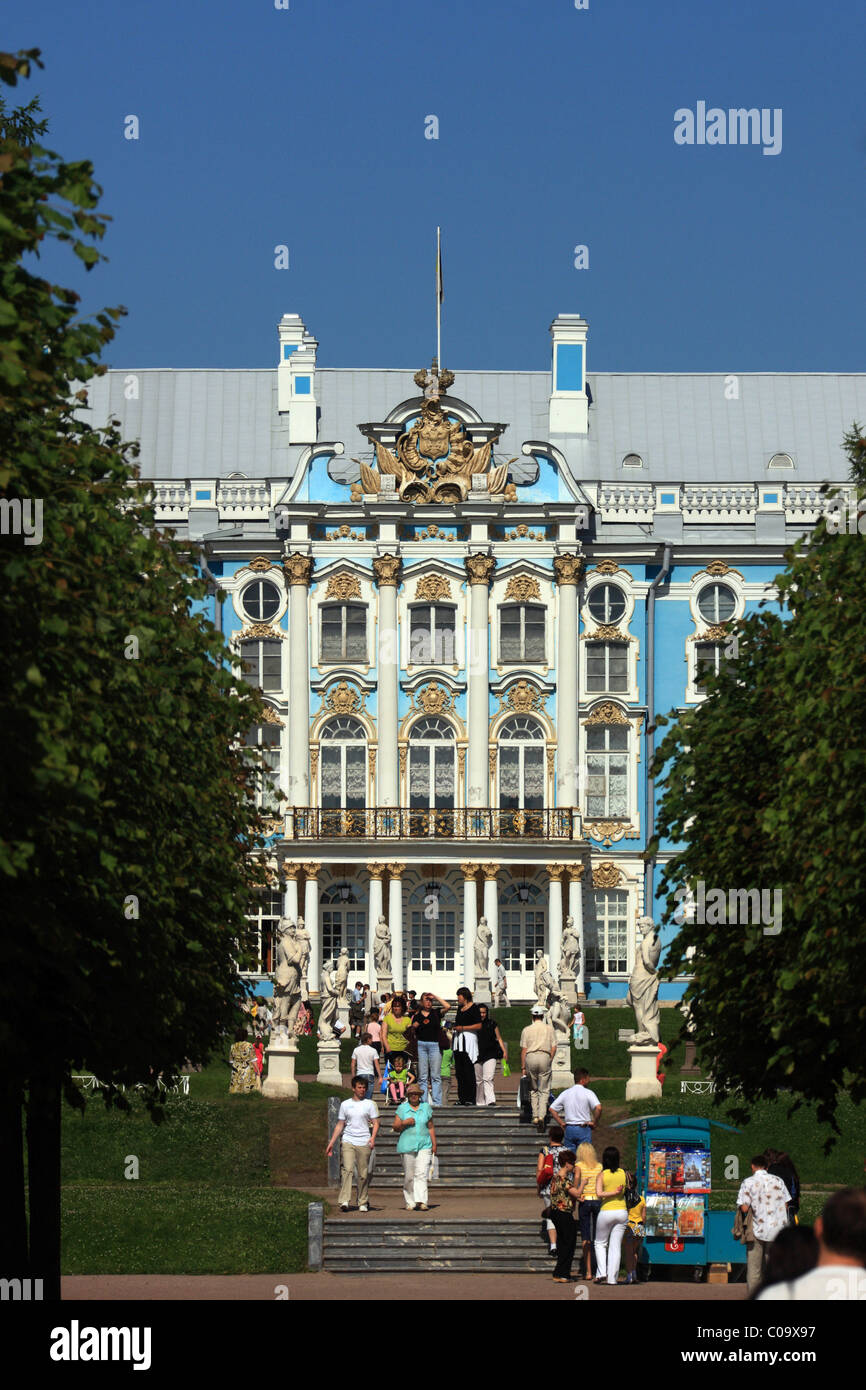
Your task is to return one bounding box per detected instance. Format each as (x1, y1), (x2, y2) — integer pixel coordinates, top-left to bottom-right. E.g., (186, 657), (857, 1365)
(649, 426), (866, 1138)
(0, 50), (271, 1297)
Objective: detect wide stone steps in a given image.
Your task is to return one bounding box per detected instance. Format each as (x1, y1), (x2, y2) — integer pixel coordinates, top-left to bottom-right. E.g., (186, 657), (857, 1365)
(322, 1219), (554, 1272)
(364, 1110), (542, 1187)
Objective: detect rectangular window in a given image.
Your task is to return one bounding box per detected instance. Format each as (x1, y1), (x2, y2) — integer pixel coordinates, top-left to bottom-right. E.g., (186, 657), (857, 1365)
(243, 889), (281, 975)
(321, 604), (366, 662)
(322, 909), (366, 970)
(695, 642), (722, 686)
(240, 640), (281, 693)
(585, 725), (629, 818)
(586, 641), (628, 692)
(500, 604), (546, 664)
(586, 889), (629, 974)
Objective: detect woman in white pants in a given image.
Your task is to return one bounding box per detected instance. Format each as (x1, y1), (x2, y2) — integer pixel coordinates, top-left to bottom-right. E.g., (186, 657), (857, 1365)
(393, 1082), (437, 1211)
(594, 1145), (629, 1284)
(475, 1004), (508, 1106)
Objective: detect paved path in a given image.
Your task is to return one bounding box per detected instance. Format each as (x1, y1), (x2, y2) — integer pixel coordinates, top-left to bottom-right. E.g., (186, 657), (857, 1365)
(63, 1273), (745, 1301)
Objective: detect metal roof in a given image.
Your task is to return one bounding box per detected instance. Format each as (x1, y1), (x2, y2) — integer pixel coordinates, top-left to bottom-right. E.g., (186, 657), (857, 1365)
(81, 366), (866, 483)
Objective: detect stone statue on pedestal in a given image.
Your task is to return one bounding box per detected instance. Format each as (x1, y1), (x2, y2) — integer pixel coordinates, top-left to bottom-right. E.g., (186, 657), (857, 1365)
(295, 918), (311, 1001)
(626, 915), (661, 1045)
(534, 950), (556, 1008)
(559, 915), (580, 979)
(474, 916), (492, 976)
(318, 959), (339, 1040)
(335, 947), (351, 1003)
(548, 992), (572, 1041)
(373, 914), (391, 975)
(272, 917), (303, 1042)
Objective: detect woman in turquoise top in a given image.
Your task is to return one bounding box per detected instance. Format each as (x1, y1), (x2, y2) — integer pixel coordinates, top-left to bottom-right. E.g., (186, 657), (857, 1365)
(393, 1082), (438, 1211)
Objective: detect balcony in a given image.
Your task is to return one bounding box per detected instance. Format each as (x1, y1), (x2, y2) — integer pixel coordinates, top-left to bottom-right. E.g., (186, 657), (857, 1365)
(284, 807), (579, 840)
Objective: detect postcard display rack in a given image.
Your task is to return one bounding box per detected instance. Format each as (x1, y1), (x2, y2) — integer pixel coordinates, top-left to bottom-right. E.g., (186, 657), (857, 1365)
(612, 1113), (743, 1272)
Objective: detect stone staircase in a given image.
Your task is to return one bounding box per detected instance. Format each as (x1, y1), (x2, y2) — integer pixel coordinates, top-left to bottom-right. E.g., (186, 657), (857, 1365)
(320, 1217), (554, 1273)
(327, 1101), (541, 1188)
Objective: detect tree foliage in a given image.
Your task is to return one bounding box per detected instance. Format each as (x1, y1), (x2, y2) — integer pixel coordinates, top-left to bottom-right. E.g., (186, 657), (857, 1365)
(649, 427), (866, 1136)
(0, 50), (274, 1285)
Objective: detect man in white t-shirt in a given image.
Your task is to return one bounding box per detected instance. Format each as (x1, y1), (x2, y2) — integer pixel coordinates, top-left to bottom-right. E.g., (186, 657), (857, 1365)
(759, 1187), (866, 1301)
(326, 1076), (380, 1212)
(351, 1033), (382, 1099)
(736, 1155), (791, 1293)
(547, 1068), (602, 1150)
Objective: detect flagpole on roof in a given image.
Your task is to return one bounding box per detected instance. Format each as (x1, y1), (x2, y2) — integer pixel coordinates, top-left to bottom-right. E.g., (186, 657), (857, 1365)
(436, 226), (442, 367)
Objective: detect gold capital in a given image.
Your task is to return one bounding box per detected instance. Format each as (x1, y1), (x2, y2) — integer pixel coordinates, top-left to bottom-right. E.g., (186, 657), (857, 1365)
(568, 864), (586, 883)
(299, 861), (320, 880)
(546, 863), (566, 881)
(460, 862), (479, 880)
(464, 553), (496, 586)
(481, 862), (500, 880)
(283, 863), (301, 881)
(366, 862), (385, 879)
(373, 553), (403, 587)
(553, 553), (585, 587)
(389, 862), (407, 880)
(283, 552), (314, 587)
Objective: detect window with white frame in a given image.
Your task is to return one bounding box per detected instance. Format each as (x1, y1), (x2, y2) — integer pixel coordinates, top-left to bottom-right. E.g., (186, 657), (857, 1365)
(408, 717), (456, 809)
(320, 603), (367, 663)
(697, 583), (736, 624)
(499, 603), (545, 663)
(244, 722), (282, 812)
(585, 640), (629, 692)
(407, 882), (457, 971)
(499, 715), (545, 809)
(585, 889), (629, 973)
(695, 642), (724, 686)
(320, 717), (366, 809)
(409, 604), (456, 664)
(242, 579), (281, 622)
(240, 638), (282, 692)
(500, 881), (546, 972)
(243, 888), (281, 975)
(321, 883), (366, 971)
(585, 724), (629, 818)
(587, 583), (627, 625)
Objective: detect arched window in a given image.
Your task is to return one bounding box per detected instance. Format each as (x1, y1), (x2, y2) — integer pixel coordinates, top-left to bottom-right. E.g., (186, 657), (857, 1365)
(500, 881), (545, 973)
(408, 717), (456, 810)
(498, 716), (545, 810)
(320, 717), (366, 832)
(240, 638), (282, 692)
(499, 603), (545, 663)
(321, 603), (367, 662)
(406, 881), (457, 973)
(585, 724), (628, 818)
(244, 722), (282, 813)
(409, 605), (456, 664)
(321, 882), (366, 971)
(586, 889), (629, 974)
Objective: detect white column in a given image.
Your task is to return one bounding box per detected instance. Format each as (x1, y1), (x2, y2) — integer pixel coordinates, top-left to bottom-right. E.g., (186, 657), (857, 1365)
(283, 865), (300, 922)
(482, 864), (499, 966)
(570, 865), (586, 998)
(554, 555), (583, 810)
(547, 864), (564, 982)
(465, 555), (495, 812)
(388, 863), (406, 992)
(284, 553), (313, 807)
(302, 864), (321, 993)
(367, 863), (384, 984)
(460, 863), (478, 990)
(374, 555), (401, 809)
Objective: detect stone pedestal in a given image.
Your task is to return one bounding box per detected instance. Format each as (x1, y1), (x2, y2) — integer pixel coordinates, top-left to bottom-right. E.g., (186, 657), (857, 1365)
(625, 1043), (663, 1100)
(559, 971), (578, 1006)
(474, 972), (491, 1005)
(551, 1037), (573, 1091)
(337, 1002), (350, 1035)
(316, 1038), (343, 1087)
(262, 1038), (299, 1101)
(681, 1040), (700, 1074)
(375, 974), (393, 1000)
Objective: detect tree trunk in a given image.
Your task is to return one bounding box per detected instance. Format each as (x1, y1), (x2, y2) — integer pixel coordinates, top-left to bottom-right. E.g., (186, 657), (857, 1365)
(0, 1083), (28, 1277)
(26, 1077), (62, 1300)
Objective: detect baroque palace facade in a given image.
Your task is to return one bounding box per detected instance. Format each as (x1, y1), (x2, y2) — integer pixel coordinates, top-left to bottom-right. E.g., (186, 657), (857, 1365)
(85, 312), (866, 1000)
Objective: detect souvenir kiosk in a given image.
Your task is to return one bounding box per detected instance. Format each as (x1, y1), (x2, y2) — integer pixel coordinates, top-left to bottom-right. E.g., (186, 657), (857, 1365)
(610, 1114), (744, 1278)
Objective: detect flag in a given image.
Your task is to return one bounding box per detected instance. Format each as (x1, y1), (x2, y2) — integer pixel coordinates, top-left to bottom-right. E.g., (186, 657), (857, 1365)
(436, 228), (444, 305)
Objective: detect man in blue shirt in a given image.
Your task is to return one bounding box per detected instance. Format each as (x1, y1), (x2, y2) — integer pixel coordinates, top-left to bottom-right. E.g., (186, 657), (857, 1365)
(393, 1082), (438, 1211)
(547, 1068), (602, 1152)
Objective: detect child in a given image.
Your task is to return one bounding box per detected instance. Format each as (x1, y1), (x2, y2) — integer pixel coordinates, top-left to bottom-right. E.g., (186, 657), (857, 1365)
(253, 1036), (264, 1078)
(387, 1052), (415, 1105)
(351, 1031), (381, 1100)
(366, 1008), (383, 1055)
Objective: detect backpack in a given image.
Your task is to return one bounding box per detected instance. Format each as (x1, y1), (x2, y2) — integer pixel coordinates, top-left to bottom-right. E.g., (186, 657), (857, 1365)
(624, 1169), (639, 1208)
(537, 1146), (557, 1192)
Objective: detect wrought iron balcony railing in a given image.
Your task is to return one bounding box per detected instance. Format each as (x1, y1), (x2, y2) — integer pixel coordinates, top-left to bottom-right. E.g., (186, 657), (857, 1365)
(284, 807), (579, 841)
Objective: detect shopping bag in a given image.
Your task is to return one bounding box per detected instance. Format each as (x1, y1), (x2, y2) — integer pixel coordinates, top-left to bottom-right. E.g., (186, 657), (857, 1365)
(501, 1059), (511, 1078)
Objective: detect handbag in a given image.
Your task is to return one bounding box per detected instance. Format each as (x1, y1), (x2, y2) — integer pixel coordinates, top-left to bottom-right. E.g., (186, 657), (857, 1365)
(537, 1148), (556, 1192)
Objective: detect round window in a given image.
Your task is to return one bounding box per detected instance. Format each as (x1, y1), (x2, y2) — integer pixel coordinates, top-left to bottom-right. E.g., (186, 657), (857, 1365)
(697, 583), (735, 624)
(587, 583), (627, 625)
(242, 580), (280, 621)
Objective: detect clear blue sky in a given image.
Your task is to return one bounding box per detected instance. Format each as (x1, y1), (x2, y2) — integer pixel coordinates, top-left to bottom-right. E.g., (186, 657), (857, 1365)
(6, 0), (865, 372)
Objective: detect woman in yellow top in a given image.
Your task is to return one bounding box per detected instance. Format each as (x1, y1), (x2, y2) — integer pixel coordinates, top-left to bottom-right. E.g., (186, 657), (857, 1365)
(575, 1141), (603, 1279)
(623, 1194), (646, 1285)
(383, 997), (413, 1060)
(593, 1144), (629, 1285)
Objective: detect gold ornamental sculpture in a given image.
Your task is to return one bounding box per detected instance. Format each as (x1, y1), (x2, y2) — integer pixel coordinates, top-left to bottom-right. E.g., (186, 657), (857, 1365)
(354, 361), (515, 504)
